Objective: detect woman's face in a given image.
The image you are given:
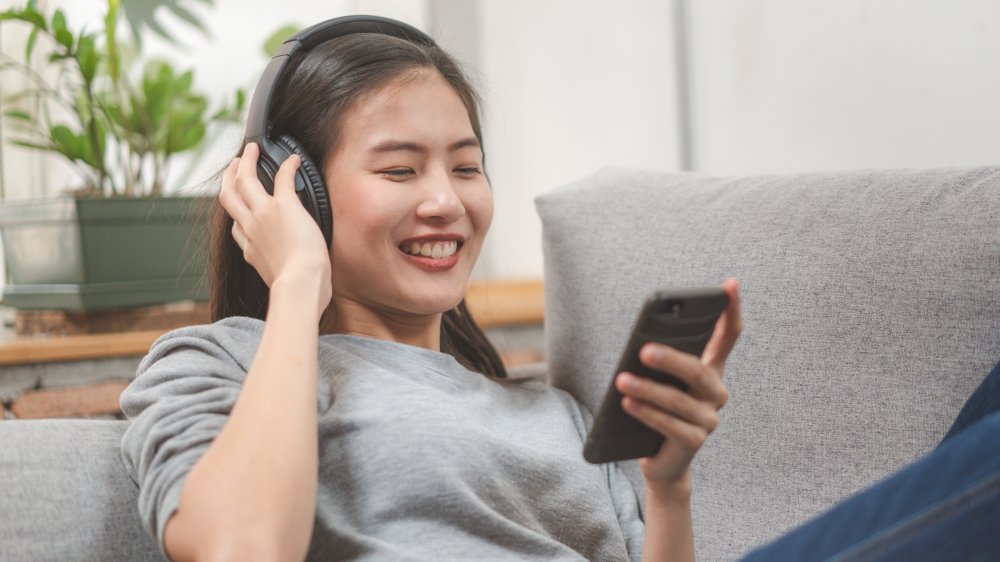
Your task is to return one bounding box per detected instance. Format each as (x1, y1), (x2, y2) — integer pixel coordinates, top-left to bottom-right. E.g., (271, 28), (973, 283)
(322, 69), (493, 319)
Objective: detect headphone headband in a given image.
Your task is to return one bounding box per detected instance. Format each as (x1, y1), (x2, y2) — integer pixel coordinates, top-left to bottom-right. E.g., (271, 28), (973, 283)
(244, 15), (436, 141)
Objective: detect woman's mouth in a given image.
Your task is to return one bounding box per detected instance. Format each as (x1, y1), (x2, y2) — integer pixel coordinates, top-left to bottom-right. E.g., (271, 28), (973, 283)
(399, 240), (459, 259)
(398, 239), (464, 271)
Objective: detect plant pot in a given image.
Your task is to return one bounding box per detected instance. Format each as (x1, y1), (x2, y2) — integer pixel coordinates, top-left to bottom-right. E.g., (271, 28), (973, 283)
(0, 196), (212, 311)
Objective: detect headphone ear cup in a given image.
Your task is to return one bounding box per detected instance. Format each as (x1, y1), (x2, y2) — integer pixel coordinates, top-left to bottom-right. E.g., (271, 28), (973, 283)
(275, 134), (333, 246)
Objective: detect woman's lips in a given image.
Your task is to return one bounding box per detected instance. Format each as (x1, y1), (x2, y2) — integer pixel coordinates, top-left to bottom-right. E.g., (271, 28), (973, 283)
(398, 239), (463, 272)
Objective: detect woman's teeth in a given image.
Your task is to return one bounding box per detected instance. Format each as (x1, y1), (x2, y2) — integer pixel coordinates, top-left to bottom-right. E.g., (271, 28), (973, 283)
(401, 240), (459, 259)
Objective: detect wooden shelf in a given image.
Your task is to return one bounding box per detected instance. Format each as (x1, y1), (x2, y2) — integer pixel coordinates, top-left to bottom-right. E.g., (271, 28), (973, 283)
(465, 279), (545, 327)
(0, 330), (166, 365)
(0, 280), (544, 366)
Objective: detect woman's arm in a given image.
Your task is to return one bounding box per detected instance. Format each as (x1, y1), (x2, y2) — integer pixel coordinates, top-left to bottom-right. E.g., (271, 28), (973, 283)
(164, 145), (333, 562)
(617, 278), (743, 562)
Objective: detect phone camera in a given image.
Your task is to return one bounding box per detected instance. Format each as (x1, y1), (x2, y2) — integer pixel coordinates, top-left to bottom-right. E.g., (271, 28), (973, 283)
(657, 300), (684, 317)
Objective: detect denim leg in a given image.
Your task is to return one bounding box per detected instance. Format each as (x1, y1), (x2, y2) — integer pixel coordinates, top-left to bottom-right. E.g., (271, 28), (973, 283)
(941, 357), (1000, 443)
(740, 411), (1000, 562)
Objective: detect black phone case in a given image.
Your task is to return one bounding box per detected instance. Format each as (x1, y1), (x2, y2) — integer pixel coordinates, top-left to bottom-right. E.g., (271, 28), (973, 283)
(582, 288), (729, 464)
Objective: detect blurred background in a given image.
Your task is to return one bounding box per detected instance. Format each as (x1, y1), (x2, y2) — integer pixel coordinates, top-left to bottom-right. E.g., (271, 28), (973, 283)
(1, 0), (998, 419)
(2, 0), (999, 283)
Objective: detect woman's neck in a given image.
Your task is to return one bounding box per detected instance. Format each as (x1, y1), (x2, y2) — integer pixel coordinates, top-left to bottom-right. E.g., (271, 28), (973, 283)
(319, 297), (443, 351)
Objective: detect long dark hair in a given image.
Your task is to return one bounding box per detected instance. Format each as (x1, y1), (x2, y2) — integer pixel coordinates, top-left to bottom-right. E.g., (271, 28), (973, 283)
(208, 32), (507, 378)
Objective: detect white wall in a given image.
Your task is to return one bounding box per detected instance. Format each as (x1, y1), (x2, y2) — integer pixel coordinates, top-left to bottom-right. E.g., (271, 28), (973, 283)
(374, 0), (679, 281)
(688, 0), (1000, 173)
(461, 0), (679, 280)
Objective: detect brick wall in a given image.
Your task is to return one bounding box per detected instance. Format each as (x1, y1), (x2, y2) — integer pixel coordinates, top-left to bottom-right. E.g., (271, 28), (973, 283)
(0, 357), (141, 419)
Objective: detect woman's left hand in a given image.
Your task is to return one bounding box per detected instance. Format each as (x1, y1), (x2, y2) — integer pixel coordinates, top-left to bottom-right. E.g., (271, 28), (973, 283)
(616, 277), (743, 491)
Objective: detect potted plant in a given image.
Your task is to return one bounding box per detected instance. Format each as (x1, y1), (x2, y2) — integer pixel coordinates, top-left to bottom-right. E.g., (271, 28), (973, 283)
(0, 0), (243, 312)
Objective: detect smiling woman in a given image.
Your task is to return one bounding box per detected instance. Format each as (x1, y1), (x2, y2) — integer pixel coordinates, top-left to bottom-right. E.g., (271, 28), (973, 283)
(116, 15), (743, 562)
(208, 27), (506, 379)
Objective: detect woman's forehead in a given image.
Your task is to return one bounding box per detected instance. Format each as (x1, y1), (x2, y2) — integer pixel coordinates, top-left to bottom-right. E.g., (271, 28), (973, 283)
(339, 70), (475, 148)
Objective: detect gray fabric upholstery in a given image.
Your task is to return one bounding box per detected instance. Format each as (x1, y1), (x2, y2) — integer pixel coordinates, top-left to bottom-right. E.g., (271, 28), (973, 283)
(0, 419), (162, 561)
(536, 166), (1000, 561)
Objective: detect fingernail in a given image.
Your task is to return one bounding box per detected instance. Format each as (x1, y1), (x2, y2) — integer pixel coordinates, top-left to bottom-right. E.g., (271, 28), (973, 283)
(643, 344), (665, 363)
(618, 373), (639, 390)
(621, 396), (638, 411)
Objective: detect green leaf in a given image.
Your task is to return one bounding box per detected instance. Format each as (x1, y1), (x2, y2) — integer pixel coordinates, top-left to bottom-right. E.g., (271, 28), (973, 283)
(120, 0), (213, 46)
(25, 27), (39, 60)
(175, 70), (194, 94)
(51, 9), (73, 49)
(166, 119), (205, 153)
(0, 7), (47, 32)
(78, 119), (105, 169)
(142, 61), (174, 130)
(104, 0), (120, 80)
(49, 124), (84, 161)
(77, 35), (98, 82)
(164, 94), (208, 153)
(102, 98), (129, 131)
(263, 24), (300, 57)
(11, 139), (55, 152)
(3, 109), (32, 121)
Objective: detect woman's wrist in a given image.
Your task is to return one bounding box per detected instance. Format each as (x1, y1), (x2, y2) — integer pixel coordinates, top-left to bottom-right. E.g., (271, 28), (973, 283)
(644, 471), (694, 506)
(270, 269), (332, 319)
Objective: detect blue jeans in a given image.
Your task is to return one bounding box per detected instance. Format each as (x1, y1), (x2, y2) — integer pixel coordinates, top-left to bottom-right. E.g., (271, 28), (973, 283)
(741, 360), (1000, 562)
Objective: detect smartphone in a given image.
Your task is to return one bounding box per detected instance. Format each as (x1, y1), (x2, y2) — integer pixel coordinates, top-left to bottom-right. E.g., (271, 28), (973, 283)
(582, 287), (729, 464)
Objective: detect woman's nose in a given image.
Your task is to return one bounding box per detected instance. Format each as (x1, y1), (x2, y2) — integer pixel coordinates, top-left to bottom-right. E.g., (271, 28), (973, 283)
(416, 174), (465, 223)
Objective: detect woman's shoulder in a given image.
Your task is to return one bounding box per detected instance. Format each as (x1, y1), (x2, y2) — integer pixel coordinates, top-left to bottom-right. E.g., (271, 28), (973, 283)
(127, 317), (264, 393)
(144, 316), (264, 363)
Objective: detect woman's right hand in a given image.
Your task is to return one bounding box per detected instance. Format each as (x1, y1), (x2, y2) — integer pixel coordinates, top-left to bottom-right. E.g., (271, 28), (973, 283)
(218, 142), (333, 315)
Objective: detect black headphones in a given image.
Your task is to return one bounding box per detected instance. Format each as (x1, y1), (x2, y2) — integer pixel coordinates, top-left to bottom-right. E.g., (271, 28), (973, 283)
(242, 15), (437, 246)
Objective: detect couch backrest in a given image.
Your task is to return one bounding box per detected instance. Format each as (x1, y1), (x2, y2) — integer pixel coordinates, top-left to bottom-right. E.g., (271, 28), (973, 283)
(536, 166), (1000, 561)
(0, 419), (163, 561)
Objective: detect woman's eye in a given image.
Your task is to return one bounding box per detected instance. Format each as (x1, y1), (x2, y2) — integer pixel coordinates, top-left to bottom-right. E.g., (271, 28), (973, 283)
(381, 168), (414, 179)
(455, 167), (482, 176)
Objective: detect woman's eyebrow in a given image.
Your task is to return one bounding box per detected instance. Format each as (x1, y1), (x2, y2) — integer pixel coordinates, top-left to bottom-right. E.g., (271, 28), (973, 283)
(367, 137), (480, 154)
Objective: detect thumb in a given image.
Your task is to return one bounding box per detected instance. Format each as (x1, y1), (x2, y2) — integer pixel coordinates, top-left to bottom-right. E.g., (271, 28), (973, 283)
(274, 153), (302, 199)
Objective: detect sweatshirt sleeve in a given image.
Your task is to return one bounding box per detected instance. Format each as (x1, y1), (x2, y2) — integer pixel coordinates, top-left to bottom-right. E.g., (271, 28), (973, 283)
(118, 318), (262, 556)
(556, 389), (646, 561)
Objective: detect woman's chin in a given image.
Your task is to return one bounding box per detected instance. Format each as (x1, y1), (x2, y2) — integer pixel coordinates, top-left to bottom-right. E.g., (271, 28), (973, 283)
(403, 293), (466, 316)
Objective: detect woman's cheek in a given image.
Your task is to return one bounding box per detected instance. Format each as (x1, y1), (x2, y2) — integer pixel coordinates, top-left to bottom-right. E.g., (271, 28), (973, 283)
(470, 186), (495, 233)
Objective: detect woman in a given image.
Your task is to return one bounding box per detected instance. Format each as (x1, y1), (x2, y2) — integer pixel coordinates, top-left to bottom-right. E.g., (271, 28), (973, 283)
(121, 16), (999, 562)
(121, 19), (735, 561)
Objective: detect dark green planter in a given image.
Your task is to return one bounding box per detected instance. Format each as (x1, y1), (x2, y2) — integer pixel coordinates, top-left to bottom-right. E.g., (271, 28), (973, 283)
(0, 196), (212, 311)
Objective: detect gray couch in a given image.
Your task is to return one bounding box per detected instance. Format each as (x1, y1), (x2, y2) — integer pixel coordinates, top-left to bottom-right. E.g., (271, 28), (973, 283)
(2, 166), (998, 561)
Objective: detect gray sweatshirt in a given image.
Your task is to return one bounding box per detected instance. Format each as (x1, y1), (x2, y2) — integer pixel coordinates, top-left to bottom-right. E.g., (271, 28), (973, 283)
(120, 317), (645, 561)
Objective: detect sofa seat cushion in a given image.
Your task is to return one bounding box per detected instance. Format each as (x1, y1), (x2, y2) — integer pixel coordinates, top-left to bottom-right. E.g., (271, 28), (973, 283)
(0, 419), (162, 561)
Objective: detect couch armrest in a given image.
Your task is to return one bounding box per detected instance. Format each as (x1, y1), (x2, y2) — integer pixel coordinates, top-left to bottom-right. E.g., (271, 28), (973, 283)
(0, 419), (163, 560)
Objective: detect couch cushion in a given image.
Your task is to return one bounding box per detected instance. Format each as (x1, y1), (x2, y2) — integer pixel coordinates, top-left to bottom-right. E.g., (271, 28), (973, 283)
(0, 419), (162, 560)
(536, 166), (1000, 561)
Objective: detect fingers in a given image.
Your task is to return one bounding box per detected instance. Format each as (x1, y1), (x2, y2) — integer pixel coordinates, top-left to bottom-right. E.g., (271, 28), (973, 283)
(702, 277), (744, 371)
(219, 143), (304, 234)
(638, 343), (729, 409)
(273, 153), (302, 199)
(233, 143), (272, 210)
(218, 158), (252, 226)
(231, 221), (249, 254)
(620, 393), (712, 452)
(617, 372), (720, 432)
